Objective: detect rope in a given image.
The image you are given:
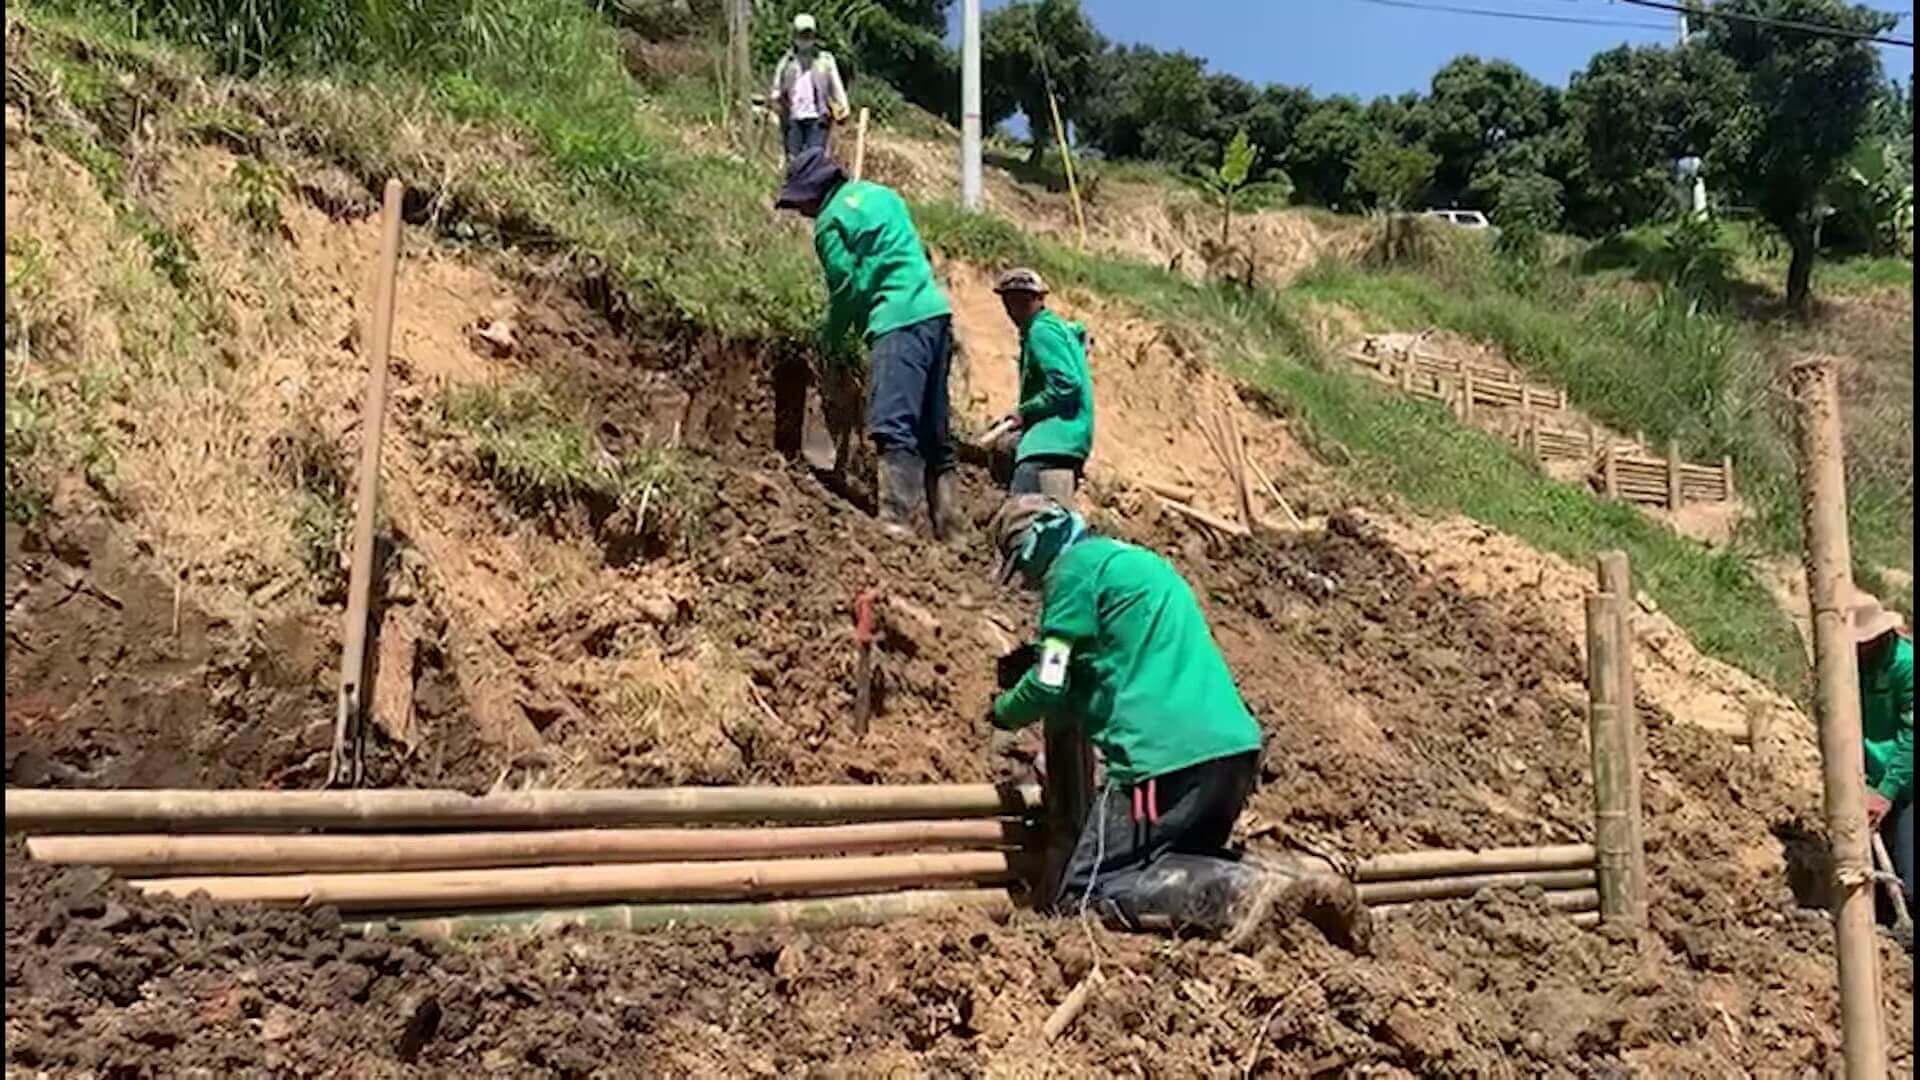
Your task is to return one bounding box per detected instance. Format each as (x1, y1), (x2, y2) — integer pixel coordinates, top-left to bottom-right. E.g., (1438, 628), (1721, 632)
(1075, 781), (1112, 975)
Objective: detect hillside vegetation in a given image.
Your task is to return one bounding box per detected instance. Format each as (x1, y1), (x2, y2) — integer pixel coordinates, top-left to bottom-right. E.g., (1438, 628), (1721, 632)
(7, 0), (1910, 703)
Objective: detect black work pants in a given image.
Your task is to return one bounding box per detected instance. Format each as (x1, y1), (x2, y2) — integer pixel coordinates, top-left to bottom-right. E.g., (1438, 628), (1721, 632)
(1050, 750), (1258, 924)
(866, 315), (955, 474)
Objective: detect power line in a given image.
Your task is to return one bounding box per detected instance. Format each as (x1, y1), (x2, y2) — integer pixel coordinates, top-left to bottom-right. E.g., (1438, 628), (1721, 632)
(1611, 0), (1914, 48)
(1340, 0), (1676, 30)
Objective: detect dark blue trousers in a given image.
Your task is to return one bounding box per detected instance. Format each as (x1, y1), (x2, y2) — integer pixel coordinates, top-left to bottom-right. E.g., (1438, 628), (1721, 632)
(866, 315), (954, 473)
(783, 117), (828, 161)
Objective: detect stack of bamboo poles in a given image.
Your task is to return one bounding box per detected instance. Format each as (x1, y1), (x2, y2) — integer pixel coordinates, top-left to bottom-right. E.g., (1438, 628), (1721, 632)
(8, 785), (1041, 938)
(1357, 844), (1601, 926)
(1600, 443), (1735, 508)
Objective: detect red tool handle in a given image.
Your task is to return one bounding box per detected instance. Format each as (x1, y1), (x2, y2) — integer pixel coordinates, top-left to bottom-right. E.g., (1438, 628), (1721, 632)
(853, 588), (878, 645)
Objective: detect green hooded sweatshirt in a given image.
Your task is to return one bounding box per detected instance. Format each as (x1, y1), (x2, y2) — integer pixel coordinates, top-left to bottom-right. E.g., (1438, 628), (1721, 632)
(812, 180), (951, 349)
(1862, 634), (1914, 805)
(991, 535), (1261, 786)
(1014, 308), (1094, 464)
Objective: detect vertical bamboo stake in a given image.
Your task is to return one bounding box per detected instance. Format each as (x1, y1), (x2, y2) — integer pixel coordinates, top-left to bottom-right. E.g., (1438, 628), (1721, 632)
(1596, 552), (1646, 919)
(1790, 359), (1887, 1080)
(329, 179), (405, 790)
(1398, 359), (1413, 394)
(1223, 400), (1255, 533)
(1603, 440), (1618, 499)
(1461, 367), (1476, 423)
(1665, 439), (1683, 510)
(1040, 725), (1094, 909)
(1585, 594), (1642, 925)
(1722, 454), (1735, 502)
(1586, 417), (1596, 460)
(1521, 384), (1533, 416)
(851, 107), (871, 180)
(1528, 409), (1543, 466)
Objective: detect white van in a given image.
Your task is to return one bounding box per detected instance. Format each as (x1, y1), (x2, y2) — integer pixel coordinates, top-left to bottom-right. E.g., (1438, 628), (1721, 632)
(1422, 209), (1491, 229)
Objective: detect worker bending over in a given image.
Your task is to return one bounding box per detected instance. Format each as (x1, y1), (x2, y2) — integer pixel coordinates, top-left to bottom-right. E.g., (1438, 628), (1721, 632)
(777, 148), (959, 539)
(767, 14), (849, 164)
(991, 268), (1093, 501)
(1854, 589), (1913, 922)
(985, 494), (1369, 950)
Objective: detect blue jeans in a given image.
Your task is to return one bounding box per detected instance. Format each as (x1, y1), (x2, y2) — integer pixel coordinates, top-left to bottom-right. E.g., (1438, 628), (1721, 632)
(784, 117), (828, 161)
(1010, 454), (1083, 500)
(866, 316), (954, 473)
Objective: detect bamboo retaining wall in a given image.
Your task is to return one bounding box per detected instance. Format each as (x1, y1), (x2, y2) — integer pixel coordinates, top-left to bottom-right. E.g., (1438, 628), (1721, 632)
(1346, 344), (1736, 509)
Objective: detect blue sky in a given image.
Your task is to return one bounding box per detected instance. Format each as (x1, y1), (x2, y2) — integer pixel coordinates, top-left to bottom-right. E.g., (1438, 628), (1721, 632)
(968, 0), (1913, 101)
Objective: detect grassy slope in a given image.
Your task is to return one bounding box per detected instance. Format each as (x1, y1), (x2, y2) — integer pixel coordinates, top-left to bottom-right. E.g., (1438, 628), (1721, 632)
(6, 1), (1817, 693)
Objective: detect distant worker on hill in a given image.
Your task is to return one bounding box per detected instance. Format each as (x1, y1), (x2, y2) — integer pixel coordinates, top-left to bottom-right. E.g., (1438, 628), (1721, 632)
(776, 148), (959, 540)
(990, 269), (1093, 501)
(768, 14), (849, 164)
(983, 494), (1370, 951)
(1853, 589), (1913, 922)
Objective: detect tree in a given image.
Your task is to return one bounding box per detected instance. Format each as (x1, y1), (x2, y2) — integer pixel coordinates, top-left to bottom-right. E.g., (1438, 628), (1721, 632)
(1419, 56), (1557, 207)
(1701, 0), (1897, 312)
(980, 0), (1104, 162)
(1563, 44), (1744, 233)
(1290, 97), (1369, 208)
(1348, 137), (1438, 211)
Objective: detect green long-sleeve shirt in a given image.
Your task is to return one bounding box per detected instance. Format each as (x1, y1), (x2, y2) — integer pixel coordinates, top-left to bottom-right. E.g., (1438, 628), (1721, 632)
(1013, 309), (1094, 464)
(991, 536), (1261, 786)
(1862, 634), (1914, 805)
(812, 180), (951, 350)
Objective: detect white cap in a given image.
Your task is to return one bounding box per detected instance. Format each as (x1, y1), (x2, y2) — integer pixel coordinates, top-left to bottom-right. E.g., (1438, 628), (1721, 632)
(793, 13), (817, 32)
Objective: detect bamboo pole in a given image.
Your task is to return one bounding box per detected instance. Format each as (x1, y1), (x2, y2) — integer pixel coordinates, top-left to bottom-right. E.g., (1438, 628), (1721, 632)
(1666, 439), (1684, 510)
(1223, 400), (1257, 532)
(1140, 478), (1197, 504)
(1789, 358), (1887, 1079)
(1722, 455), (1735, 501)
(129, 851), (1018, 912)
(1570, 911), (1600, 928)
(1041, 83), (1087, 252)
(1595, 553), (1647, 920)
(1355, 868), (1595, 905)
(350, 887), (1016, 941)
(1586, 594), (1643, 926)
(329, 178), (405, 790)
(851, 107), (871, 180)
(1369, 888), (1599, 919)
(1247, 456), (1305, 529)
(5, 785), (1044, 834)
(1603, 439), (1618, 498)
(1155, 496), (1249, 538)
(1039, 724), (1093, 906)
(1354, 844), (1595, 883)
(25, 820), (1029, 875)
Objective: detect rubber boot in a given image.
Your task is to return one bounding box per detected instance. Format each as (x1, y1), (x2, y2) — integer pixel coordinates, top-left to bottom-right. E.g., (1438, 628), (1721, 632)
(927, 467), (964, 546)
(1108, 854), (1372, 955)
(1233, 851), (1374, 955)
(876, 448), (926, 539)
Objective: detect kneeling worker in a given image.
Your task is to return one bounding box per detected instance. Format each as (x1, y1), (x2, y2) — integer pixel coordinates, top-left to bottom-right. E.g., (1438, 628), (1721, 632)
(1854, 589), (1913, 922)
(985, 494), (1369, 950)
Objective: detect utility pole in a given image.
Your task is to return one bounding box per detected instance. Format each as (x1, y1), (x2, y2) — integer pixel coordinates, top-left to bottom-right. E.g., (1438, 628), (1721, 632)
(961, 0), (983, 209)
(1680, 1), (1709, 215)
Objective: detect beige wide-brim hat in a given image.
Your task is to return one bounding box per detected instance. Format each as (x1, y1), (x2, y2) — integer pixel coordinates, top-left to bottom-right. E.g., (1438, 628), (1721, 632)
(1848, 587), (1904, 645)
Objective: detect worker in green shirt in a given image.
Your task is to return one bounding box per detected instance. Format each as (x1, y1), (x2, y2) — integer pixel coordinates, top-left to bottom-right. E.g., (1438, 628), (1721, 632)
(989, 268), (1093, 501)
(776, 148), (959, 540)
(984, 494), (1370, 952)
(1853, 590), (1913, 919)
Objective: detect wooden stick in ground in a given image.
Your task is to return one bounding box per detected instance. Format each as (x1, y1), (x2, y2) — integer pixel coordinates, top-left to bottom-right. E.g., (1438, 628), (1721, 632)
(1595, 553), (1647, 919)
(1221, 397), (1257, 531)
(128, 851), (1019, 911)
(1790, 358), (1888, 1079)
(329, 178), (406, 790)
(1043, 969), (1105, 1042)
(351, 887), (1016, 941)
(1585, 594), (1636, 924)
(1155, 496), (1249, 538)
(1355, 868), (1596, 905)
(1245, 456), (1304, 529)
(851, 106), (871, 180)
(5, 784), (1044, 834)
(1354, 844), (1595, 883)
(1139, 478), (1198, 505)
(25, 820), (1030, 876)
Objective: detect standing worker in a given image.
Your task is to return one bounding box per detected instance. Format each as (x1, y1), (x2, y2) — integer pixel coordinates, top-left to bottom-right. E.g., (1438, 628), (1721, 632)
(984, 494), (1370, 950)
(768, 14), (850, 164)
(1853, 589), (1913, 922)
(991, 269), (1093, 500)
(775, 148), (960, 540)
